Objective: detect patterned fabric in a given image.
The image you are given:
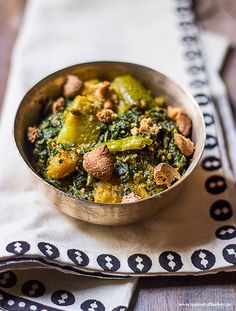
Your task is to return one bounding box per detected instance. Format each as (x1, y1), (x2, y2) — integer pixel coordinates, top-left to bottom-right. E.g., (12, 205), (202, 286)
(0, 0), (235, 309)
(0, 269), (130, 310)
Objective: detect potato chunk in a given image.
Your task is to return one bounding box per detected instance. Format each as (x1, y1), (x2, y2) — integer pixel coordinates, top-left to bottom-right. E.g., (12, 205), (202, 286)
(93, 181), (122, 203)
(47, 150), (79, 179)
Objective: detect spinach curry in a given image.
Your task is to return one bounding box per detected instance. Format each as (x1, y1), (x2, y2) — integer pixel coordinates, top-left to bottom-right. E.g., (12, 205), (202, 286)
(28, 75), (194, 204)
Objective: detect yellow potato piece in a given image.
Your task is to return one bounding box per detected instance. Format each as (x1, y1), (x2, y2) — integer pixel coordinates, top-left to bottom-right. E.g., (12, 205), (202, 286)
(47, 150), (79, 179)
(93, 180), (148, 204)
(93, 181), (122, 203)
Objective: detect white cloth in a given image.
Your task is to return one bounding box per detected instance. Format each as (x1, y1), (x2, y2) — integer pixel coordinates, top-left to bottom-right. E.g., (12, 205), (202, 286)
(0, 0), (235, 310)
(201, 32), (236, 180)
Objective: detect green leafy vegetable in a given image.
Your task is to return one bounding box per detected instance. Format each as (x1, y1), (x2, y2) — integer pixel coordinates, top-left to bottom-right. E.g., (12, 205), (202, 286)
(31, 75), (193, 203)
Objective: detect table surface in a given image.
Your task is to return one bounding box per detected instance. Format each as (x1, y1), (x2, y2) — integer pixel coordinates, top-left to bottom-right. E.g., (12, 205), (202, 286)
(1, 1), (236, 310)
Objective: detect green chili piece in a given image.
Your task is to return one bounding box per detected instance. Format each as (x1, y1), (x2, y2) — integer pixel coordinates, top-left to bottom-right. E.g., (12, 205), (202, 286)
(111, 75), (153, 114)
(100, 136), (153, 152)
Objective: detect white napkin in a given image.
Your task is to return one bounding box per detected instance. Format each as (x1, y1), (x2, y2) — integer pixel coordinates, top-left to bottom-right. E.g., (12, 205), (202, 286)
(201, 32), (236, 180)
(0, 0), (235, 310)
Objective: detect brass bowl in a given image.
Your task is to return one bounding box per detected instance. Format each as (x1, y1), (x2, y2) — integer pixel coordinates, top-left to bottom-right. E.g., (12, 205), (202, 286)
(14, 61), (205, 225)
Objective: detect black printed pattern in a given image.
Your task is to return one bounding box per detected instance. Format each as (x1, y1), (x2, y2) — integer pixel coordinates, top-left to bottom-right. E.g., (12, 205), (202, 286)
(0, 288), (60, 311)
(182, 35), (197, 45)
(175, 7), (233, 286)
(222, 244), (236, 265)
(210, 200), (232, 221)
(202, 156), (221, 171)
(0, 271), (17, 288)
(203, 113), (214, 127)
(67, 249), (90, 266)
(190, 79), (207, 89)
(205, 176), (227, 194)
(159, 251), (183, 272)
(191, 249), (216, 270)
(205, 134), (218, 149)
(128, 254), (152, 273)
(38, 242), (60, 259)
(51, 290), (75, 306)
(97, 254), (121, 272)
(215, 226), (236, 240)
(176, 0), (235, 277)
(0, 270), (130, 311)
(187, 65), (204, 75)
(80, 299), (105, 311)
(185, 50), (202, 61)
(194, 93), (209, 106)
(21, 280), (46, 298)
(6, 241), (30, 255)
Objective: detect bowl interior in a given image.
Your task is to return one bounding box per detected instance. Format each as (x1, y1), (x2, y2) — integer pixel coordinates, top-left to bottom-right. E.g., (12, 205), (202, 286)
(14, 61), (205, 201)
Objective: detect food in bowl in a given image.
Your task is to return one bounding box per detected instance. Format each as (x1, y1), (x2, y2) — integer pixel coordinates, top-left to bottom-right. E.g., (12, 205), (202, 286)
(28, 74), (194, 204)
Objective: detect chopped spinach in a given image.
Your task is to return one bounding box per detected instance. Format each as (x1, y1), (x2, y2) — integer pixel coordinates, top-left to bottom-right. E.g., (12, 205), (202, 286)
(97, 108), (141, 142)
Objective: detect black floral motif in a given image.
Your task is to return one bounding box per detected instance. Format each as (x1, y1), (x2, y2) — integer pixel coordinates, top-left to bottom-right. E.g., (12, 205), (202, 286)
(179, 21), (193, 28)
(210, 200), (232, 221)
(182, 35), (197, 45)
(176, 6), (191, 13)
(194, 93), (209, 106)
(38, 242), (60, 259)
(128, 254), (152, 273)
(159, 251), (183, 272)
(202, 156), (221, 171)
(191, 249), (216, 270)
(203, 113), (214, 127)
(0, 271), (17, 288)
(222, 244), (236, 264)
(67, 249), (89, 266)
(81, 299), (105, 311)
(0, 288), (60, 311)
(51, 290), (75, 306)
(185, 50), (201, 61)
(6, 241), (30, 255)
(97, 254), (120, 272)
(190, 80), (207, 89)
(205, 175), (227, 194)
(216, 226), (236, 240)
(205, 134), (218, 149)
(21, 280), (45, 298)
(187, 65), (204, 75)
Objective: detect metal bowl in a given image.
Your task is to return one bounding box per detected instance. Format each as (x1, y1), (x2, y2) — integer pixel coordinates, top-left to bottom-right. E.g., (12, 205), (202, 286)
(14, 61), (205, 225)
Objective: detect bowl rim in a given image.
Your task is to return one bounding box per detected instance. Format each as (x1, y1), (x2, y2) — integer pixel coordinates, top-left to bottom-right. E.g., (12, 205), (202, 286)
(14, 60), (206, 207)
